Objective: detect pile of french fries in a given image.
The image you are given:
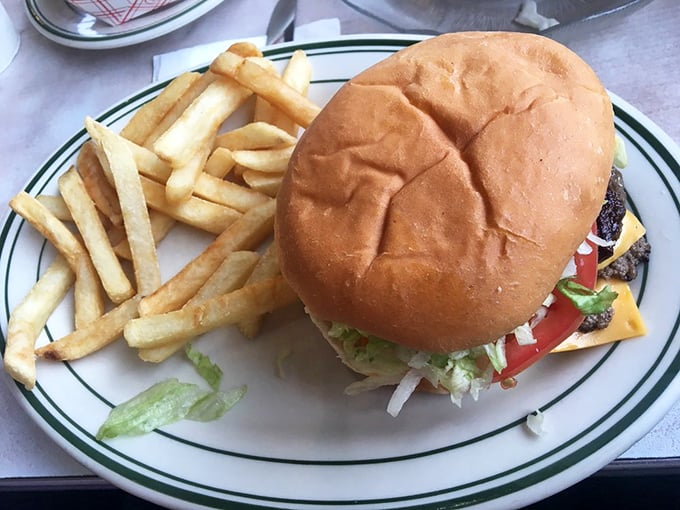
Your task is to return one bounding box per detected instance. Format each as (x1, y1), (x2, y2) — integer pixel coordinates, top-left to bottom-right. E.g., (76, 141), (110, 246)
(3, 42), (320, 391)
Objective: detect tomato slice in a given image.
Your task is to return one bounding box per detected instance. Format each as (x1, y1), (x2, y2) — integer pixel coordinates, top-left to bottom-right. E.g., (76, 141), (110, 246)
(492, 236), (598, 382)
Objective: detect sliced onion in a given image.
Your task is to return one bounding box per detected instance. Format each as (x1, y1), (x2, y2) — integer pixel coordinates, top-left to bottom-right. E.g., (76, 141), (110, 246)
(587, 231), (616, 247)
(561, 256), (577, 278)
(576, 239), (593, 255)
(542, 293), (556, 308)
(529, 306), (548, 328)
(526, 410), (547, 436)
(386, 369), (423, 417)
(344, 374), (403, 395)
(514, 323), (537, 345)
(408, 351), (430, 369)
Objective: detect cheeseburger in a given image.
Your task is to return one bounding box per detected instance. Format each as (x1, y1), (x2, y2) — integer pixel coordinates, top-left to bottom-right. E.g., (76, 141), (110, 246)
(275, 33), (649, 416)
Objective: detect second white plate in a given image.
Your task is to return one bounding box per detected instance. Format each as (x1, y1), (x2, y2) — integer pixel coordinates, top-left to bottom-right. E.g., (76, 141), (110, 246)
(24, 0), (225, 49)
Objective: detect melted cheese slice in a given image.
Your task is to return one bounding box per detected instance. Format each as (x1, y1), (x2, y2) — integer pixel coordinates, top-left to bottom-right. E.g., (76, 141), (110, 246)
(552, 279), (647, 352)
(597, 210), (646, 270)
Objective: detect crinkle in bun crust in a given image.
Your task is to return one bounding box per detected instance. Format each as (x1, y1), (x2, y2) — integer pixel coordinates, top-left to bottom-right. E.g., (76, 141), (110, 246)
(275, 32), (615, 354)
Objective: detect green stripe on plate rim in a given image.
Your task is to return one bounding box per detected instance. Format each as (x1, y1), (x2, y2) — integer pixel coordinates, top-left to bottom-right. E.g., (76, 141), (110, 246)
(1, 39), (678, 508)
(25, 0), (218, 43)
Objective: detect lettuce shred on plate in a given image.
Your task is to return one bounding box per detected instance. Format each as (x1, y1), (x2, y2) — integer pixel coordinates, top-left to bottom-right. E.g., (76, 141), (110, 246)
(96, 345), (246, 441)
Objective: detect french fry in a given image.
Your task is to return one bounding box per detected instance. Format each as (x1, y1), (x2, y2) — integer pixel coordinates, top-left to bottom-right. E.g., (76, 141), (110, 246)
(4, 256), (74, 390)
(137, 251), (260, 362)
(214, 122), (297, 151)
(143, 71), (218, 147)
(121, 71), (201, 146)
(86, 117), (161, 296)
(77, 141), (123, 226)
(9, 191), (104, 328)
(138, 199), (276, 316)
(127, 139), (271, 212)
(5, 44), (315, 386)
(164, 141), (212, 203)
(192, 173), (273, 213)
(225, 41), (263, 59)
(210, 51), (321, 128)
(113, 210), (176, 261)
(203, 147), (236, 178)
(232, 146), (294, 173)
(252, 58), (281, 126)
(140, 176), (241, 235)
(238, 243), (280, 338)
(268, 50), (313, 136)
(242, 170), (284, 197)
(36, 195), (71, 221)
(126, 277), (297, 349)
(35, 296), (141, 361)
(58, 168), (135, 304)
(153, 78), (253, 169)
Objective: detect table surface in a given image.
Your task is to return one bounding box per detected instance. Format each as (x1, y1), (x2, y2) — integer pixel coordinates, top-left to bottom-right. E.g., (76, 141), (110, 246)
(1, 0), (679, 489)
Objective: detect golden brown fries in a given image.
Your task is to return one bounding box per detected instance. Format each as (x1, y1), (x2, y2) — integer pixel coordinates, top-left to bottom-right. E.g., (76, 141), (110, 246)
(4, 256), (74, 389)
(126, 138), (271, 213)
(214, 122), (297, 151)
(268, 50), (313, 136)
(113, 211), (176, 261)
(140, 176), (242, 235)
(252, 57), (282, 127)
(137, 251), (260, 362)
(58, 168), (135, 304)
(153, 78), (253, 169)
(238, 243), (280, 339)
(121, 71), (201, 146)
(203, 147), (235, 178)
(35, 296), (141, 361)
(126, 277), (297, 349)
(210, 51), (320, 128)
(3, 43), (322, 391)
(36, 195), (72, 221)
(77, 141), (123, 227)
(232, 146), (295, 173)
(9, 192), (104, 328)
(192, 173), (272, 213)
(138, 199), (276, 316)
(163, 142), (212, 204)
(242, 170), (284, 198)
(86, 117), (161, 296)
(143, 71), (218, 147)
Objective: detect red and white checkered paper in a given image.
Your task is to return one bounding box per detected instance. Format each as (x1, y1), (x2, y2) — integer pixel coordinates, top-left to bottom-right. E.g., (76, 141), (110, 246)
(66, 0), (184, 26)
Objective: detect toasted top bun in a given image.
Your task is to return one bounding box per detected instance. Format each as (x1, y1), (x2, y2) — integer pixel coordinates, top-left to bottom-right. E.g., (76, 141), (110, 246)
(276, 32), (615, 353)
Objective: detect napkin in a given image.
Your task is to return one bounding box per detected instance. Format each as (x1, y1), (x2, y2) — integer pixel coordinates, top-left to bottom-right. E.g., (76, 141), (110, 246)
(152, 18), (341, 82)
(66, 0), (184, 26)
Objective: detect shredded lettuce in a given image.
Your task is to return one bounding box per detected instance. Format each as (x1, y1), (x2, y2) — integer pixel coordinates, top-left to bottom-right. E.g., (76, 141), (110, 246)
(328, 322), (507, 415)
(185, 343), (223, 390)
(556, 278), (618, 314)
(614, 134), (628, 168)
(187, 385), (247, 422)
(97, 345), (245, 440)
(96, 379), (211, 440)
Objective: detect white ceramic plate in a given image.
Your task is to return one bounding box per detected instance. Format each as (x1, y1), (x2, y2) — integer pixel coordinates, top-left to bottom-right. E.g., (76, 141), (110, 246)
(24, 0), (224, 49)
(1, 35), (680, 510)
